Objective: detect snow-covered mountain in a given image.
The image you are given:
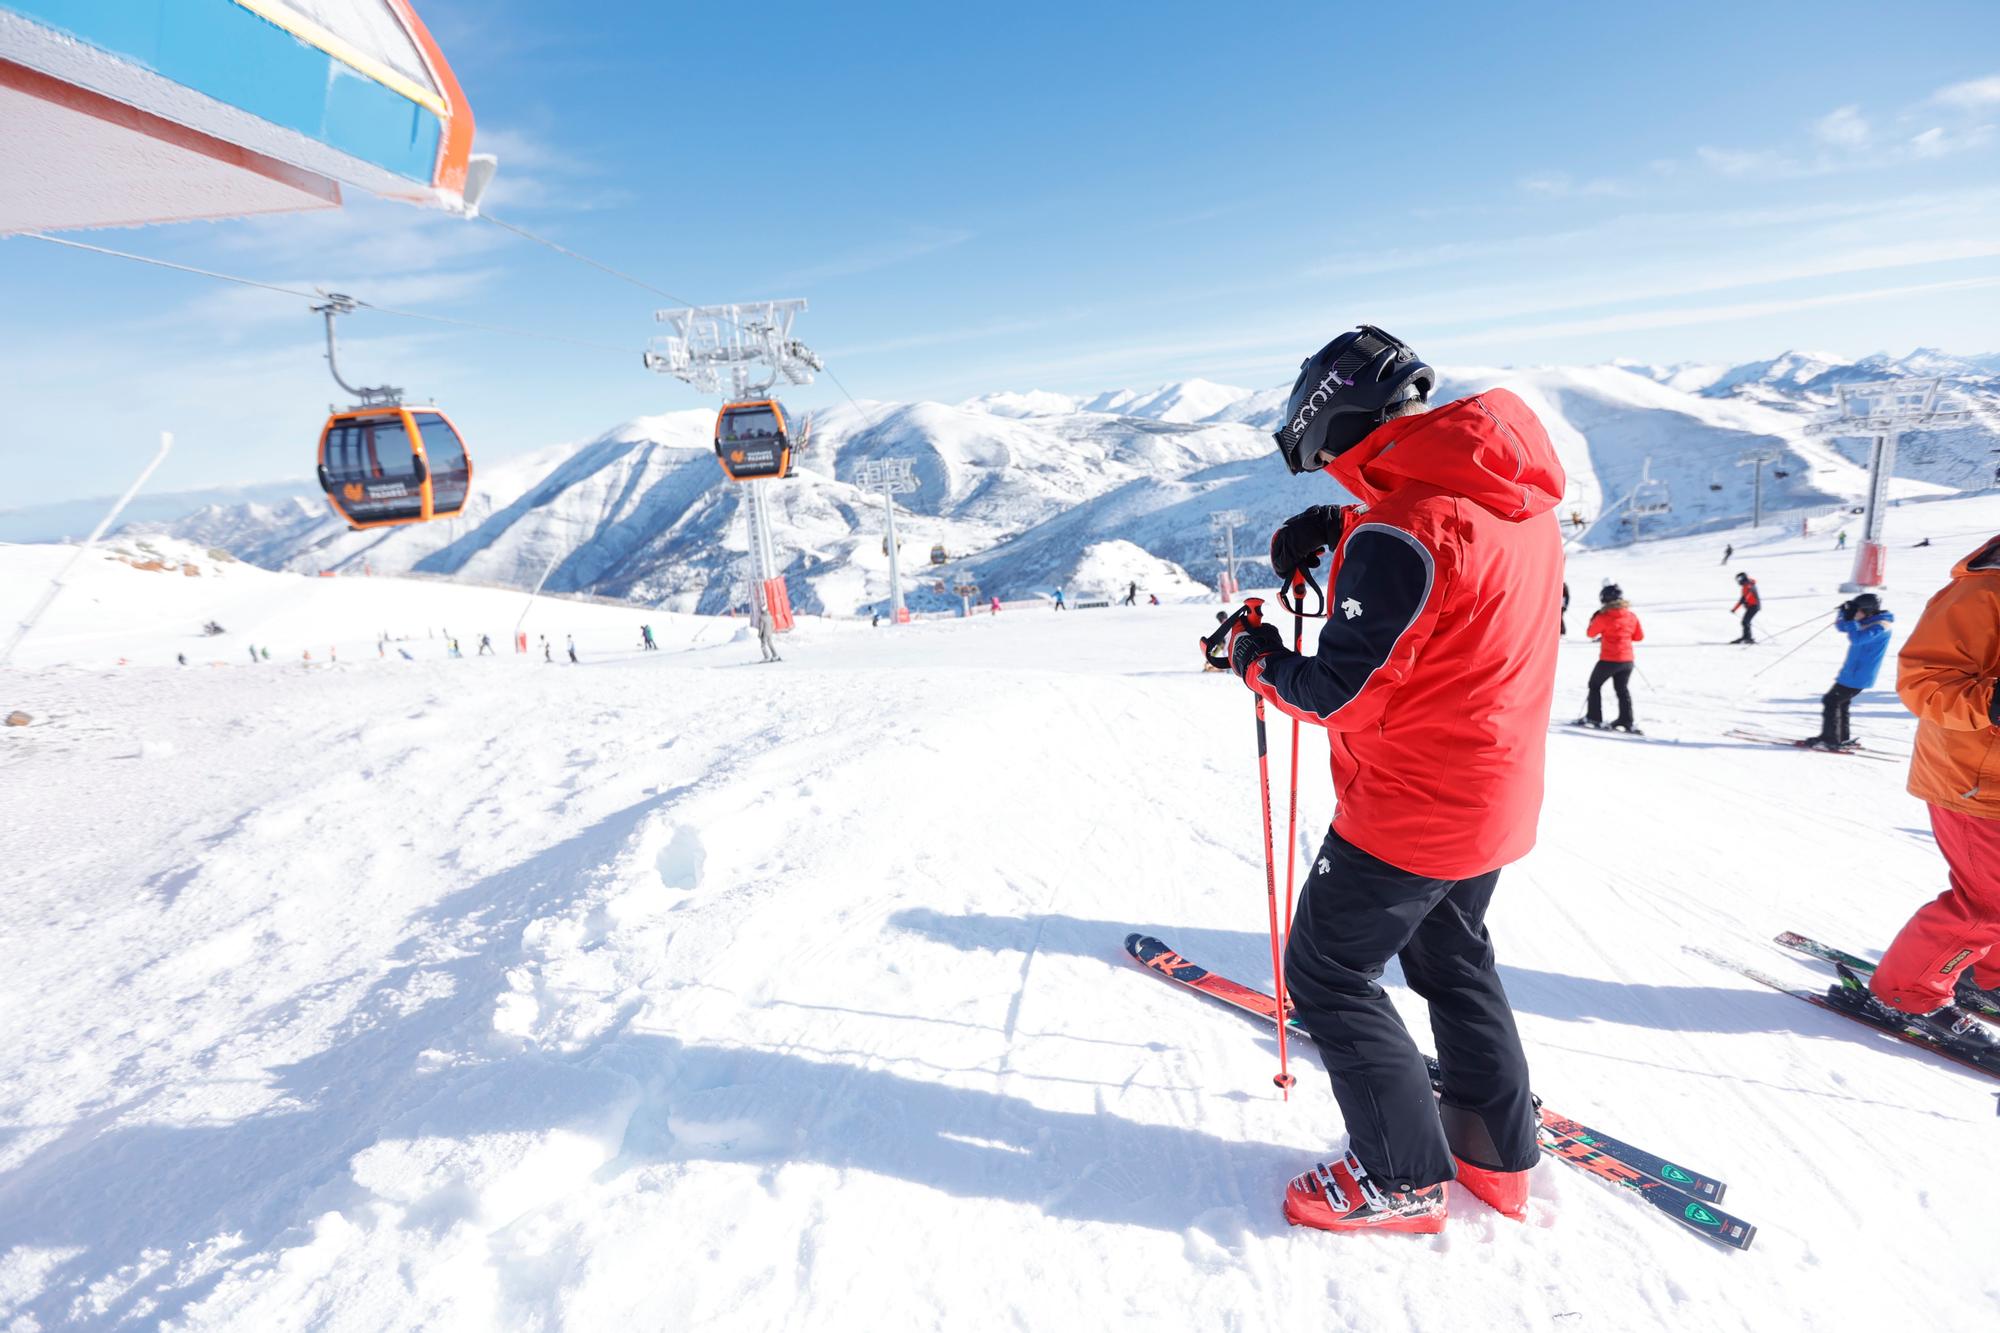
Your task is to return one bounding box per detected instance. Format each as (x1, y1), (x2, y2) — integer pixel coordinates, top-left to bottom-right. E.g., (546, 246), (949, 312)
(122, 349), (1999, 612)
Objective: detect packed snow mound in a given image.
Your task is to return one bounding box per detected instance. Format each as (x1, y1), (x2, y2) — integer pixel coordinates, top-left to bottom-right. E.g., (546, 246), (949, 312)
(1058, 539), (1208, 603)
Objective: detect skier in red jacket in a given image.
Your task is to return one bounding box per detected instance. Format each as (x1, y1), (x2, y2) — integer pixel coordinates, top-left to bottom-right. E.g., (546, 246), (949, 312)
(1577, 584), (1644, 732)
(1731, 573), (1761, 643)
(1228, 325), (1565, 1235)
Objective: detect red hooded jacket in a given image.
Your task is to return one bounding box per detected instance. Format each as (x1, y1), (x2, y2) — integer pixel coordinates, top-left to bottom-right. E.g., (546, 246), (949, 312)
(1246, 389), (1566, 878)
(1587, 604), (1643, 662)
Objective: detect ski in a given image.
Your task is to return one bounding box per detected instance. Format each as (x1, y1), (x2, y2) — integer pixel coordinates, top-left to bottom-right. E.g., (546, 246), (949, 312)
(1774, 931), (2000, 1019)
(1685, 944), (2000, 1082)
(1124, 934), (1752, 1247)
(1724, 728), (1897, 762)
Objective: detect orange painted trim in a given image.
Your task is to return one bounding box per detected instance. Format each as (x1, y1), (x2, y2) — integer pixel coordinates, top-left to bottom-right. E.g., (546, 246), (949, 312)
(385, 0), (474, 196)
(0, 56), (341, 224)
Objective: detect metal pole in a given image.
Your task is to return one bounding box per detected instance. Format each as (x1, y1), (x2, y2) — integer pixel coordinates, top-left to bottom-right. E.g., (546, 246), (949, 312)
(1752, 460), (1764, 529)
(513, 547), (565, 641)
(883, 480), (904, 622)
(3, 431), (173, 667)
(1224, 522), (1238, 593)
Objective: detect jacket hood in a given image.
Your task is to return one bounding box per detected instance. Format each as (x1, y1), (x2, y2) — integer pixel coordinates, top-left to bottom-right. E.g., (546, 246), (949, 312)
(1953, 534), (2000, 577)
(1325, 388), (1565, 521)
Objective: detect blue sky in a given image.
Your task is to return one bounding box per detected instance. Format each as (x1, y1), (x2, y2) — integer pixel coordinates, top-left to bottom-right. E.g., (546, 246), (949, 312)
(3, 0), (1999, 502)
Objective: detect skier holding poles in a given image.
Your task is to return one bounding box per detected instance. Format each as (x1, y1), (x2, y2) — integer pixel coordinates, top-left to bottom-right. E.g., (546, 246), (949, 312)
(1730, 572), (1762, 643)
(1799, 594), (1893, 751)
(1219, 325), (1565, 1234)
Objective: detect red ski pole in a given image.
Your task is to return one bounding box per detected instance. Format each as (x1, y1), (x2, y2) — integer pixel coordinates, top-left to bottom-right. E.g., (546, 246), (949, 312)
(1241, 598), (1298, 1098)
(1283, 576), (1306, 933)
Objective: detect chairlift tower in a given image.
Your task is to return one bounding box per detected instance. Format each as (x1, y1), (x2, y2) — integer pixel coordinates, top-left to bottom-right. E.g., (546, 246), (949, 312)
(643, 300), (823, 634)
(1211, 510), (1246, 600)
(1806, 379), (1968, 591)
(1735, 447), (1783, 530)
(856, 457), (918, 624)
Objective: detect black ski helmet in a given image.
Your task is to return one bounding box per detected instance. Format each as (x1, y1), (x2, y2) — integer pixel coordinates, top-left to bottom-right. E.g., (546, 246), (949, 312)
(1734, 572), (1750, 584)
(1850, 592), (1881, 616)
(1600, 584), (1623, 604)
(1272, 325), (1436, 474)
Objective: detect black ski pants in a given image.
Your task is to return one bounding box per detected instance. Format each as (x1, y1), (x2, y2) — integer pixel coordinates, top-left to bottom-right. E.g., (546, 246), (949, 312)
(1585, 660), (1635, 728)
(1820, 683), (1862, 744)
(1736, 604), (1760, 642)
(1284, 828), (1538, 1191)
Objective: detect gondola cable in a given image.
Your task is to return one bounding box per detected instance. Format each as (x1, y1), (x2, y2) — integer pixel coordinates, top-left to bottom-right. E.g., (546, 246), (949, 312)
(16, 231), (631, 354)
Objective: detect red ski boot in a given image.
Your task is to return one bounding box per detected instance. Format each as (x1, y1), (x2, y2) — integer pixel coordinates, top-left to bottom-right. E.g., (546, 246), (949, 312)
(1283, 1151), (1447, 1235)
(1453, 1157), (1530, 1221)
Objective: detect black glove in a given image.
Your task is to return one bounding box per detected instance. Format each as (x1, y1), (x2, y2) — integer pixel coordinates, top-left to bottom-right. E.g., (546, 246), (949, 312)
(1229, 620), (1285, 679)
(1269, 505), (1343, 582)
(1838, 600), (1855, 620)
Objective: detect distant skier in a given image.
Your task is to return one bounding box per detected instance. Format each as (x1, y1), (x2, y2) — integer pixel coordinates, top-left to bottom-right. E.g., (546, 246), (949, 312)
(871, 611), (881, 628)
(248, 646), (258, 664)
(260, 647), (270, 661)
(1230, 325), (1561, 1234)
(1124, 581), (1139, 607)
(1576, 585), (1643, 732)
(640, 624), (658, 651)
(177, 652), (187, 667)
(566, 635), (578, 664)
(989, 595), (1001, 614)
(1721, 543), (1733, 566)
(756, 617), (780, 663)
(448, 639), (462, 659)
(1801, 594), (1893, 751)
(1825, 535), (2000, 1053)
(1836, 530), (1849, 550)
(543, 640), (552, 663)
(477, 634), (494, 656)
(1053, 587), (1066, 611)
(1730, 573), (1761, 643)
(1914, 537), (1932, 548)
(1147, 593), (1159, 605)
(1560, 581), (1570, 636)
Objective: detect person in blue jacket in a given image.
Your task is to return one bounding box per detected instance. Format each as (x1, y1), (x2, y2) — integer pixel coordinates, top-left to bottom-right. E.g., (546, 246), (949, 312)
(1806, 593), (1893, 750)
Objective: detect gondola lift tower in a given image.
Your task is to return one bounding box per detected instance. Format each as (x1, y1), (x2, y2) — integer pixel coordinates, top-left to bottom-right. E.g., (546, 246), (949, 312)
(1807, 379), (1968, 591)
(645, 300), (823, 634)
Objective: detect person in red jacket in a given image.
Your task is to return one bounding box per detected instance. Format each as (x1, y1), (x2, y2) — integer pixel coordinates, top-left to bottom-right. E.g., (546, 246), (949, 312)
(1731, 572), (1761, 643)
(1577, 584), (1644, 733)
(1229, 325), (1565, 1235)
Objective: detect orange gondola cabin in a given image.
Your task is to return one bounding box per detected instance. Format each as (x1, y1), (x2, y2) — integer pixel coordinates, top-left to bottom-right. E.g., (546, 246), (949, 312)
(714, 400), (799, 481)
(316, 406), (473, 529)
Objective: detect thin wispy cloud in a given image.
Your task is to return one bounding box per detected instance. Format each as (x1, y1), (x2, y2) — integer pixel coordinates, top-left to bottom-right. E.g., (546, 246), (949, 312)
(1427, 274), (2000, 346)
(764, 228), (975, 290)
(1933, 74), (2000, 109)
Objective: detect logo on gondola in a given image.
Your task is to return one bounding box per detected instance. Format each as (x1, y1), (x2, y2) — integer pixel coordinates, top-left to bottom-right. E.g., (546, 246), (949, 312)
(343, 482), (364, 502)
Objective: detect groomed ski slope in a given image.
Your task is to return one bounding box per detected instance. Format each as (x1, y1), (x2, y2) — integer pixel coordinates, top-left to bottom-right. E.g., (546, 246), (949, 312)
(4, 498), (1999, 1331)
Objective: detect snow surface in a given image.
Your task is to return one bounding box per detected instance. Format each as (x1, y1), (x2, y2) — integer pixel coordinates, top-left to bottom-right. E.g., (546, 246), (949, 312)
(6, 496), (2000, 1330)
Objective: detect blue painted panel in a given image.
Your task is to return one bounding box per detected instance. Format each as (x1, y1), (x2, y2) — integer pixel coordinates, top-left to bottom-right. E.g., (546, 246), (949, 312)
(5, 0), (442, 183)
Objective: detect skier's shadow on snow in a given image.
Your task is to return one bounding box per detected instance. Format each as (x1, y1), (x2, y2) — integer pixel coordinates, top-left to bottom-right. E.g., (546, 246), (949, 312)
(0, 797), (1305, 1331)
(885, 907), (1842, 1043)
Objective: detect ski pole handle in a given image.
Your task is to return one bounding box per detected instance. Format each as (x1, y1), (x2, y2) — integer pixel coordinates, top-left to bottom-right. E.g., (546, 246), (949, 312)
(1277, 567), (1327, 619)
